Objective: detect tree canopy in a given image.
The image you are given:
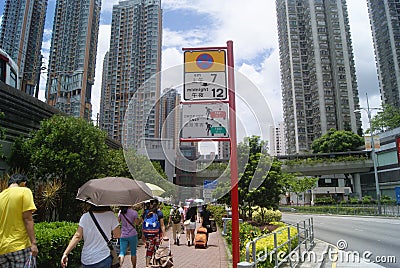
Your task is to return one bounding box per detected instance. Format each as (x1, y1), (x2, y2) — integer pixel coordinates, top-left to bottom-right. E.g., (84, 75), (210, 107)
(8, 115), (111, 220)
(214, 136), (282, 220)
(311, 128), (364, 153)
(280, 173), (318, 205)
(370, 104), (400, 133)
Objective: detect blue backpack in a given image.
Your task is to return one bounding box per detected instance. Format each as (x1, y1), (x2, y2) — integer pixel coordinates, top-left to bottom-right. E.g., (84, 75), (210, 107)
(142, 211), (160, 237)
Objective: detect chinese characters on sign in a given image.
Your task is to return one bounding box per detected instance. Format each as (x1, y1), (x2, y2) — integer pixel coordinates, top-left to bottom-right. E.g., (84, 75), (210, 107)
(181, 103), (229, 138)
(184, 72), (227, 100)
(183, 50), (227, 101)
(181, 49), (229, 139)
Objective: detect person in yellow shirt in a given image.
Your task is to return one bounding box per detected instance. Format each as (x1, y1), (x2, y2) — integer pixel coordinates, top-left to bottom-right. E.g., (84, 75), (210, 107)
(0, 173), (38, 266)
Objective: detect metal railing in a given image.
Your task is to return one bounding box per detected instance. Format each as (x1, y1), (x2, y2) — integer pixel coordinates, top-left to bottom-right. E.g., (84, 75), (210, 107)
(221, 217), (243, 236)
(238, 218), (314, 268)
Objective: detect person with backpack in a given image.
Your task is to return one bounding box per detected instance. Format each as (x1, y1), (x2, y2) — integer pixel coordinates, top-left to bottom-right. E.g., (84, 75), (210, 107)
(168, 204), (184, 245)
(118, 206), (139, 268)
(141, 200), (166, 267)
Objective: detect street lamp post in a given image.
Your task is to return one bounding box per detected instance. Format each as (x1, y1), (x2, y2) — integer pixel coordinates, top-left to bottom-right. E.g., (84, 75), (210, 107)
(354, 93), (381, 215)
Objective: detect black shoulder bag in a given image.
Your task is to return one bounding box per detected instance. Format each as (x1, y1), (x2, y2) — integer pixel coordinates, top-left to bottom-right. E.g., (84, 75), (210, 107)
(89, 211), (120, 268)
(122, 213), (136, 229)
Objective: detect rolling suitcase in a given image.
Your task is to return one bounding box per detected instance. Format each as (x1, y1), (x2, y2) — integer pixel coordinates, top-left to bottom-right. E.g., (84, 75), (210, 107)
(194, 227), (208, 248)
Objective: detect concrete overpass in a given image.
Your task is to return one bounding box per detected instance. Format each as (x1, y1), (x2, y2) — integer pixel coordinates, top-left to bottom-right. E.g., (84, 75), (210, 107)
(278, 152), (374, 203)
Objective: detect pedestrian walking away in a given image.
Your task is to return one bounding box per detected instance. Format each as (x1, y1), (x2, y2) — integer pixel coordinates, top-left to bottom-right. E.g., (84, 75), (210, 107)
(0, 174), (38, 267)
(168, 204), (184, 245)
(185, 201), (197, 246)
(142, 200), (167, 267)
(60, 205), (121, 267)
(118, 206), (139, 268)
(200, 204), (212, 243)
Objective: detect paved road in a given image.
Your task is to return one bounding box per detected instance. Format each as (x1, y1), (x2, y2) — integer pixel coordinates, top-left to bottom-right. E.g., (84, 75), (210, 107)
(121, 224), (231, 268)
(282, 213), (400, 268)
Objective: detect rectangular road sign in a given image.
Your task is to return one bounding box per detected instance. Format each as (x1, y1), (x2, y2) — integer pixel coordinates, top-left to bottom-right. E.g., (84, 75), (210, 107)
(204, 180), (218, 189)
(184, 50), (226, 73)
(181, 102), (229, 139)
(203, 189), (213, 199)
(184, 72), (227, 100)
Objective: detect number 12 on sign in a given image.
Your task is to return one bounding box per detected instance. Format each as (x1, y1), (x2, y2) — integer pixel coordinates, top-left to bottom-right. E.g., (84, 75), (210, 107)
(184, 72), (227, 101)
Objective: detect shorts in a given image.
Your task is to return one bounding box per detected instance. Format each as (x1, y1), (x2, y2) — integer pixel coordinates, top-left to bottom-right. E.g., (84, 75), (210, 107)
(186, 221), (196, 230)
(0, 247), (31, 268)
(119, 235), (138, 257)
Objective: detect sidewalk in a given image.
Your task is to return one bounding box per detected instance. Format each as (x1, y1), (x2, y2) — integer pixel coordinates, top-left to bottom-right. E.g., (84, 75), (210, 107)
(121, 225), (231, 268)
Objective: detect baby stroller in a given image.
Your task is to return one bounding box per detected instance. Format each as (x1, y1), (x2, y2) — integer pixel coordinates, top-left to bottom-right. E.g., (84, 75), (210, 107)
(151, 238), (174, 268)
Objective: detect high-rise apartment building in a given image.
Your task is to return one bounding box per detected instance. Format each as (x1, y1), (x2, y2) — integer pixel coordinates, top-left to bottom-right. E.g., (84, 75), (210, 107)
(218, 141), (230, 160)
(45, 0), (101, 120)
(100, 0), (162, 147)
(269, 122), (286, 156)
(99, 52), (110, 128)
(367, 0), (400, 108)
(276, 0), (361, 154)
(0, 0), (47, 96)
(159, 88), (181, 149)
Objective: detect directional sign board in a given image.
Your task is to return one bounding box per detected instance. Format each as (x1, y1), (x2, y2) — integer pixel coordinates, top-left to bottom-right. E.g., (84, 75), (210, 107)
(203, 190), (213, 199)
(204, 180), (218, 189)
(181, 102), (229, 139)
(184, 72), (227, 100)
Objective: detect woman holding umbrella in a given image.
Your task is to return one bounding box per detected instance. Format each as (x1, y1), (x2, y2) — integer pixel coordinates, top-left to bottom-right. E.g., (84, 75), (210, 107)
(60, 205), (121, 268)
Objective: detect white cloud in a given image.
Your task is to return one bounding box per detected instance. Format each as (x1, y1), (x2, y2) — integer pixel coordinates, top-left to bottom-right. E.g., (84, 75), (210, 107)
(101, 0), (119, 13)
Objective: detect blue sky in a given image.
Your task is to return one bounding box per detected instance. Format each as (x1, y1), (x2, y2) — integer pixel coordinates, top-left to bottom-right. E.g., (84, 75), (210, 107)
(0, 0), (381, 138)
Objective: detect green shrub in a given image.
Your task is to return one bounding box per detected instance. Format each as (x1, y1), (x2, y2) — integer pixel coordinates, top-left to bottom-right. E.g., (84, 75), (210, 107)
(314, 196), (335, 205)
(290, 205), (378, 215)
(254, 226), (298, 268)
(208, 204), (226, 227)
(349, 197), (359, 204)
(35, 221), (82, 267)
(268, 221), (286, 228)
(228, 222), (298, 267)
(381, 195), (396, 205)
(161, 204), (171, 227)
(362, 195), (373, 204)
(253, 209), (282, 224)
(225, 221), (262, 252)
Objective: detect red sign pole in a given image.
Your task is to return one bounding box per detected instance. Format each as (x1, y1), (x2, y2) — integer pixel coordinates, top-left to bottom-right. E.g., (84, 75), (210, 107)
(227, 40), (240, 267)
